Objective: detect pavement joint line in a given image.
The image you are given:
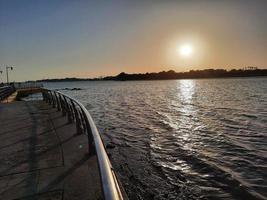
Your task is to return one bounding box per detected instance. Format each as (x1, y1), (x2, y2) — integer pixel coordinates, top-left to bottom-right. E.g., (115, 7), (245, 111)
(16, 189), (64, 200)
(38, 107), (66, 165)
(0, 143), (60, 151)
(0, 109), (29, 117)
(0, 127), (55, 142)
(36, 169), (41, 195)
(0, 125), (52, 136)
(0, 124), (38, 136)
(47, 114), (67, 121)
(0, 136), (66, 176)
(0, 165), (64, 178)
(47, 111), (68, 167)
(38, 154), (92, 195)
(0, 144), (52, 151)
(0, 115), (31, 120)
(0, 119), (35, 127)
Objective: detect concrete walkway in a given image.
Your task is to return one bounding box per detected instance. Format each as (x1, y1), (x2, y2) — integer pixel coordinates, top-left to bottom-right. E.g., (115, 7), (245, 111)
(0, 101), (103, 200)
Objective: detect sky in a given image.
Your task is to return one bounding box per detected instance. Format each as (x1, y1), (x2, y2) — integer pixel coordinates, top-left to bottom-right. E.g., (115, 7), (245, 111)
(0, 0), (267, 81)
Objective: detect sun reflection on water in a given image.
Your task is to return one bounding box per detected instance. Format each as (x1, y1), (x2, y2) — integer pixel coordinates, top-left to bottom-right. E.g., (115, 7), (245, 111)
(178, 79), (196, 104)
(150, 79), (200, 174)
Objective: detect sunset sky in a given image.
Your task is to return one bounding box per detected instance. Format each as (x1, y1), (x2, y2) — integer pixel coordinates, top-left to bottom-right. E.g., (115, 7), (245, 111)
(0, 0), (267, 81)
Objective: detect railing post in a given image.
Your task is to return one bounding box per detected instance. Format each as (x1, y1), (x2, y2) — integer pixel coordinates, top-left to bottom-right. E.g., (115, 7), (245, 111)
(69, 101), (76, 121)
(59, 94), (66, 116)
(43, 91), (49, 102)
(71, 101), (82, 135)
(78, 110), (84, 134)
(79, 110), (87, 134)
(46, 91), (50, 103)
(51, 92), (56, 108)
(44, 91), (48, 102)
(82, 111), (95, 154)
(54, 92), (61, 111)
(63, 96), (73, 123)
(47, 91), (52, 104)
(42, 91), (45, 102)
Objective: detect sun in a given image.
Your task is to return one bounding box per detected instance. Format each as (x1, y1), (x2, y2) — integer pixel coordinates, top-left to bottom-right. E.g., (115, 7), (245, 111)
(178, 44), (193, 57)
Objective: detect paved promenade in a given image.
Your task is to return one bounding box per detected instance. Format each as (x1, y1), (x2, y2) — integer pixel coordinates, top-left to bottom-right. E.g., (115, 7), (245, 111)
(0, 101), (103, 200)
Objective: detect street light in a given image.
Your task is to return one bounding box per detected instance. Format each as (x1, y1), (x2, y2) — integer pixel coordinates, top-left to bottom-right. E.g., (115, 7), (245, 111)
(0, 69), (3, 85)
(6, 66), (14, 84)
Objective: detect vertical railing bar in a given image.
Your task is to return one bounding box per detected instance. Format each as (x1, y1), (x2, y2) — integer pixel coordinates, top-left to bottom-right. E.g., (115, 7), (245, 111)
(81, 109), (94, 154)
(68, 98), (74, 119)
(51, 91), (56, 108)
(63, 96), (73, 123)
(71, 100), (82, 134)
(54, 91), (60, 111)
(78, 109), (84, 133)
(59, 94), (66, 116)
(80, 108), (87, 134)
(48, 91), (52, 104)
(45, 91), (48, 102)
(47, 91), (51, 104)
(78, 108), (86, 134)
(42, 91), (46, 102)
(70, 99), (76, 121)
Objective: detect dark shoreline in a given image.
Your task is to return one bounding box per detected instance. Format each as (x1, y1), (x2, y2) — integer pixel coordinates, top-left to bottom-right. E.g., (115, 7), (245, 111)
(35, 68), (267, 82)
(39, 76), (267, 83)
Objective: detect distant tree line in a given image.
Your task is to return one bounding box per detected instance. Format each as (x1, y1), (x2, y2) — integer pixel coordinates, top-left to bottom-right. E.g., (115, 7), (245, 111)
(104, 68), (267, 81)
(37, 77), (100, 82)
(37, 68), (267, 82)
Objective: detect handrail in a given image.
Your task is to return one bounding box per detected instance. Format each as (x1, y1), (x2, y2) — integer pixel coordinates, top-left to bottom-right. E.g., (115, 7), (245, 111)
(14, 82), (44, 89)
(42, 89), (124, 200)
(0, 86), (15, 101)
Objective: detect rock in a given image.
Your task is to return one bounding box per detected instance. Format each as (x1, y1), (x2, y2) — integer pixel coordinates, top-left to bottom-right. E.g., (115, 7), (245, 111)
(71, 88), (82, 90)
(106, 143), (116, 149)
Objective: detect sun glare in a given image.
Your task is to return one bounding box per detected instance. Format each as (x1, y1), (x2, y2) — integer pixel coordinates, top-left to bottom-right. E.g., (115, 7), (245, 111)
(179, 44), (193, 57)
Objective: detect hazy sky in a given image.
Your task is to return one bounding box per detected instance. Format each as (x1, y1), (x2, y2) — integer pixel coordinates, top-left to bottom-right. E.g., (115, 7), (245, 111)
(0, 0), (267, 81)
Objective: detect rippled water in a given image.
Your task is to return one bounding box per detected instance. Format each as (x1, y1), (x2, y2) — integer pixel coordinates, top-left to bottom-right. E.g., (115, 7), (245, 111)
(45, 78), (267, 200)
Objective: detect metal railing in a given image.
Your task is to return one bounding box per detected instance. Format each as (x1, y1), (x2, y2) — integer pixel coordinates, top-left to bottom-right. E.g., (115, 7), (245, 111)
(14, 82), (43, 89)
(42, 89), (124, 200)
(0, 86), (15, 101)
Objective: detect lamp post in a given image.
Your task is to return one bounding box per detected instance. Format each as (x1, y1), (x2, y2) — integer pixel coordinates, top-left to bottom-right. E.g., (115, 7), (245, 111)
(6, 66), (13, 84)
(0, 70), (3, 85)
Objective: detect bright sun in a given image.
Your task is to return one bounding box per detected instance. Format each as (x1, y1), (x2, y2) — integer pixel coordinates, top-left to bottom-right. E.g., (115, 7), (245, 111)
(178, 44), (193, 57)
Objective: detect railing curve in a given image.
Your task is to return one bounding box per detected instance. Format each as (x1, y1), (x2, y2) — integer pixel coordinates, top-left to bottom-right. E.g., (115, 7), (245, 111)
(42, 89), (124, 200)
(0, 85), (15, 101)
